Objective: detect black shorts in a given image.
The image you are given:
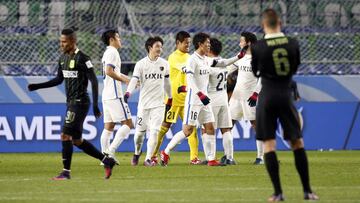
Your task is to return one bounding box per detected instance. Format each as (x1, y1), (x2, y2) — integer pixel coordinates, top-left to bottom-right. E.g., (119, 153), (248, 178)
(62, 103), (90, 139)
(256, 88), (301, 141)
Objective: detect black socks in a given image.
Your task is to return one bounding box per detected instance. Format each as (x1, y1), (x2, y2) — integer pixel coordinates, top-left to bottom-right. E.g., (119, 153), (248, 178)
(264, 151), (282, 195)
(294, 148), (312, 193)
(62, 140), (73, 170)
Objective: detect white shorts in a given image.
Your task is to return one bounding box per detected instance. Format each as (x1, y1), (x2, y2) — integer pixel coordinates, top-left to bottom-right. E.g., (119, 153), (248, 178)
(136, 106), (165, 132)
(103, 98), (132, 123)
(211, 105), (232, 129)
(229, 98), (256, 121)
(183, 104), (215, 126)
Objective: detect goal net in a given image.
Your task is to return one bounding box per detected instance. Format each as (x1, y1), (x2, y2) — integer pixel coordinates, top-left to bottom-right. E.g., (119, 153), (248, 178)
(0, 0), (359, 75)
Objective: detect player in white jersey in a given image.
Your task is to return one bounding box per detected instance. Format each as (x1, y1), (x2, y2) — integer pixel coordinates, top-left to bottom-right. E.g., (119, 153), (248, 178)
(124, 36), (172, 166)
(203, 38), (236, 165)
(160, 33), (245, 166)
(228, 32), (264, 164)
(100, 30), (134, 163)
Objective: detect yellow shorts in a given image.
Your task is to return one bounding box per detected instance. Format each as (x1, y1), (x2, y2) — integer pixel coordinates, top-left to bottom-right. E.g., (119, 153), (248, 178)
(164, 105), (184, 123)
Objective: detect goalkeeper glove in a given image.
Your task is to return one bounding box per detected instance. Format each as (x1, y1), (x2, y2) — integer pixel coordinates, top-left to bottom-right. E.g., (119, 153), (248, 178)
(177, 86), (187, 93)
(237, 45), (249, 59)
(124, 92), (130, 103)
(197, 92), (210, 106)
(247, 92), (258, 107)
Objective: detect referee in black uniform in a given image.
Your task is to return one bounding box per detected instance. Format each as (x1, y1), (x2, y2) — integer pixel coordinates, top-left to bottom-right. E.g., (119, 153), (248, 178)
(251, 9), (319, 201)
(28, 28), (116, 180)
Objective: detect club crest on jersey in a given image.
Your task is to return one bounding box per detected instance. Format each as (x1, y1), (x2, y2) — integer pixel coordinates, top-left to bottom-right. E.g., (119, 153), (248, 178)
(145, 73), (163, 79)
(159, 66), (164, 71)
(69, 60), (75, 69)
(62, 70), (78, 78)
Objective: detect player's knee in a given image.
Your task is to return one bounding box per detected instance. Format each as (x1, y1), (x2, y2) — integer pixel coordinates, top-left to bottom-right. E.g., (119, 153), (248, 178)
(162, 121), (171, 128)
(290, 138), (304, 150)
(72, 139), (82, 146)
(122, 119), (134, 129)
(264, 139), (276, 153)
(61, 134), (72, 141)
(104, 122), (115, 131)
(183, 126), (194, 137)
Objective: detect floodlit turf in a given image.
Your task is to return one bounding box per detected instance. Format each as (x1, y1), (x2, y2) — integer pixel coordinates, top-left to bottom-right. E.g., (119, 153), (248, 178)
(0, 151), (359, 203)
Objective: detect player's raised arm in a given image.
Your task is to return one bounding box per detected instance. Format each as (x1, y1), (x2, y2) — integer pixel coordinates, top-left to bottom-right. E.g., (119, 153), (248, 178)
(211, 46), (248, 67)
(27, 63), (64, 91)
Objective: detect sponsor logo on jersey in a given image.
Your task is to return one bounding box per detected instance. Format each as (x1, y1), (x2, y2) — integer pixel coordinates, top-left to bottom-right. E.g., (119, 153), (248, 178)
(199, 69), (209, 75)
(159, 66), (164, 71)
(239, 65), (252, 72)
(62, 70), (78, 78)
(145, 73), (163, 79)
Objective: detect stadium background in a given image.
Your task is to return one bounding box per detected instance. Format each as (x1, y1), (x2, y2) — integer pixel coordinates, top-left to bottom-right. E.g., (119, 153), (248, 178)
(0, 0), (360, 152)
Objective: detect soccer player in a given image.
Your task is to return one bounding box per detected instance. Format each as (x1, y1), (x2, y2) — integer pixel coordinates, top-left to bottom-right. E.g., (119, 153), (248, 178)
(124, 36), (172, 166)
(251, 9), (319, 201)
(27, 28), (116, 180)
(204, 38), (235, 165)
(151, 31), (202, 165)
(227, 32), (264, 165)
(100, 30), (133, 163)
(160, 32), (244, 166)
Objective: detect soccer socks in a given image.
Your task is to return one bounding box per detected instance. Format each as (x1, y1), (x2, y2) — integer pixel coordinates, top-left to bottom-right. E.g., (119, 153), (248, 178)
(264, 151), (282, 195)
(77, 139), (104, 160)
(134, 130), (146, 155)
(188, 128), (199, 160)
(205, 134), (216, 161)
(222, 131), (234, 160)
(202, 133), (210, 160)
(164, 130), (186, 155)
(152, 125), (169, 157)
(62, 140), (73, 170)
(256, 140), (264, 160)
(294, 148), (312, 193)
(100, 129), (112, 153)
(145, 129), (159, 160)
(108, 125), (131, 155)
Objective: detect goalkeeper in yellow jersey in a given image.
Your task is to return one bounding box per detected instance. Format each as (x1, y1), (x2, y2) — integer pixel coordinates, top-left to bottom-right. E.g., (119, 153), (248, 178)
(151, 31), (201, 164)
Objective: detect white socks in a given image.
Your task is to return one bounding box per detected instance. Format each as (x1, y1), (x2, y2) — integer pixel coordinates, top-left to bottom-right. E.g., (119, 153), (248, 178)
(100, 129), (112, 153)
(145, 130), (159, 160)
(202, 133), (210, 161)
(164, 130), (186, 155)
(108, 125), (131, 155)
(205, 134), (216, 161)
(222, 131), (234, 160)
(256, 140), (264, 159)
(134, 130), (146, 155)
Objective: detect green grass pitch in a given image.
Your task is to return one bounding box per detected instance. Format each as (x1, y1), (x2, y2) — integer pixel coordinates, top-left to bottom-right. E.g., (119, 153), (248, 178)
(0, 151), (359, 202)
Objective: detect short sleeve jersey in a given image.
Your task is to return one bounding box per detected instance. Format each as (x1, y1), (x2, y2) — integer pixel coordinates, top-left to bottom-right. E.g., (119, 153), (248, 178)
(101, 46), (123, 101)
(185, 52), (211, 105)
(206, 57), (228, 107)
(231, 54), (259, 100)
(133, 56), (170, 109)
